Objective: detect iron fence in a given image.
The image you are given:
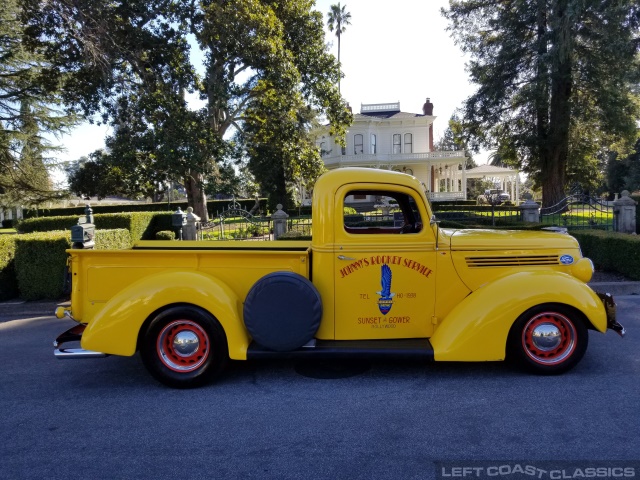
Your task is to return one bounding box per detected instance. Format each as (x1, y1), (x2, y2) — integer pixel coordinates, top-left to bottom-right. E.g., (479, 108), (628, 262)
(539, 193), (613, 230)
(432, 204), (522, 227)
(200, 199), (272, 240)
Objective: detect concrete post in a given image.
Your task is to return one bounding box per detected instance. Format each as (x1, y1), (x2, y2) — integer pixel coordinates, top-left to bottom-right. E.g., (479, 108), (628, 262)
(271, 204), (289, 240)
(519, 199), (540, 223)
(613, 190), (637, 234)
(183, 207), (201, 240)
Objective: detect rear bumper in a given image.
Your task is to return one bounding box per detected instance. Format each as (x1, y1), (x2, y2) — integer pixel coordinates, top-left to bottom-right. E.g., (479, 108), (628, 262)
(54, 324), (107, 359)
(595, 292), (626, 338)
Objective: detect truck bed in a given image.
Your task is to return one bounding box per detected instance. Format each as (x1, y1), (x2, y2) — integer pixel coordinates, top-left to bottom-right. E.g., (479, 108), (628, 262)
(69, 240), (312, 324)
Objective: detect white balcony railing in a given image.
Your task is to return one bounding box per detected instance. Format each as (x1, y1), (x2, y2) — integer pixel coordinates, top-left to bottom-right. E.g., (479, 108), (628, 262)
(323, 151), (465, 167)
(428, 192), (465, 202)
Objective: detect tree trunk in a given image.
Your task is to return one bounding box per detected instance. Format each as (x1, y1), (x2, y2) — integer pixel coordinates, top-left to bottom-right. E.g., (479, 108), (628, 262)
(337, 33), (341, 93)
(541, 0), (572, 209)
(185, 172), (209, 222)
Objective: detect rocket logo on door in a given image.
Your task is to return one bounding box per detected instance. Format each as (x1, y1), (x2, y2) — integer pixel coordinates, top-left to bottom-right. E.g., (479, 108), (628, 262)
(376, 264), (396, 314)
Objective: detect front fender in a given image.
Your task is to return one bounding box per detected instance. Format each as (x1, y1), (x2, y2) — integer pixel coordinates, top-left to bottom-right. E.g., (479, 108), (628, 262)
(81, 271), (249, 360)
(431, 271), (607, 362)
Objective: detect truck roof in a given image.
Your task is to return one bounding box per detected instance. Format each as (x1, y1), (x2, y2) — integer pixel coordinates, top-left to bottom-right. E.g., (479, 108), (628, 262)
(314, 167), (422, 192)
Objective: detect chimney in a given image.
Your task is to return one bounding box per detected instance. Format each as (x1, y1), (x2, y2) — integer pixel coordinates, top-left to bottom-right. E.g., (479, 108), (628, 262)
(423, 97), (434, 116)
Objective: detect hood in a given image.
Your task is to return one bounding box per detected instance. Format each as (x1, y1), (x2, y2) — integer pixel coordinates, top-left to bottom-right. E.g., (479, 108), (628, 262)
(448, 229), (580, 251)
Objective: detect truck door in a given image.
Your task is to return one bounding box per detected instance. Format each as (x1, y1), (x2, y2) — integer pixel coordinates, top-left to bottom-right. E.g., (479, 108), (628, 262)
(333, 184), (437, 340)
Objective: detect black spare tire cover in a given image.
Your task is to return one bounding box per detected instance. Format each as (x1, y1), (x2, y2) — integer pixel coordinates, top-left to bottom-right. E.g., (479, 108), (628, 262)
(243, 272), (322, 351)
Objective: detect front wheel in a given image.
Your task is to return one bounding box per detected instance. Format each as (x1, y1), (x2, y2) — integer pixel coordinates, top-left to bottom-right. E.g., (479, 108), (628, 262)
(508, 304), (588, 375)
(140, 306), (228, 388)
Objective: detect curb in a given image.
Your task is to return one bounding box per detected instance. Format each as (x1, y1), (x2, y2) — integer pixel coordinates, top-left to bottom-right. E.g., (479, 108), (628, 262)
(588, 282), (640, 296)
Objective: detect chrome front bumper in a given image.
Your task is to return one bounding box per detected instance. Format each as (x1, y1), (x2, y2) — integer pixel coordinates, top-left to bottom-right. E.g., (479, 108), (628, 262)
(54, 324), (107, 359)
(596, 292), (626, 338)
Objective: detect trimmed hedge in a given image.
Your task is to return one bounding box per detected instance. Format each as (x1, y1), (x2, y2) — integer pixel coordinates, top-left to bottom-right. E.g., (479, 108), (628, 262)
(1, 228), (132, 300)
(94, 228), (132, 249)
(155, 230), (175, 240)
(0, 235), (18, 300)
(570, 229), (640, 280)
(16, 211), (172, 242)
(277, 230), (312, 241)
(15, 215), (79, 234)
(15, 232), (71, 300)
(22, 198), (268, 219)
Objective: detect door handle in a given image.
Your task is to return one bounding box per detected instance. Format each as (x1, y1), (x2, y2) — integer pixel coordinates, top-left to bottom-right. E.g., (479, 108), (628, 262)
(337, 255), (355, 261)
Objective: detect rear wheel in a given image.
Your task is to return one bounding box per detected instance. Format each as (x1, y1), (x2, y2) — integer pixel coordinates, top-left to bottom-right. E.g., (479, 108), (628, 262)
(508, 304), (588, 374)
(140, 306), (228, 388)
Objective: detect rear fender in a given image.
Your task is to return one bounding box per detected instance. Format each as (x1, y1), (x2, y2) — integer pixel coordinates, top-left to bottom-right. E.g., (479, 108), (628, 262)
(81, 271), (248, 359)
(431, 271), (606, 362)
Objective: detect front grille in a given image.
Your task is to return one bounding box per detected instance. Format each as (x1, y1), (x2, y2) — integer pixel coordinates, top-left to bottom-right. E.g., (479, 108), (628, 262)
(466, 255), (559, 267)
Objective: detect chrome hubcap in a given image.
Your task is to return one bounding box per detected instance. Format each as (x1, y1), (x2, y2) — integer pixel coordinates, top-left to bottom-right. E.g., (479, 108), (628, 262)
(522, 312), (577, 365)
(157, 320), (209, 372)
(173, 330), (200, 357)
(531, 323), (562, 351)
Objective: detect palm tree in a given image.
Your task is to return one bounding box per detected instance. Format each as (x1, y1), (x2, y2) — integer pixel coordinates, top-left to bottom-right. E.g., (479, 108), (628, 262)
(327, 3), (351, 93)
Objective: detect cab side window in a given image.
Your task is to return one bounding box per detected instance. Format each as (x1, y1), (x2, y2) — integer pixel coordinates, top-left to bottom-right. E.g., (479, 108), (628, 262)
(343, 190), (422, 234)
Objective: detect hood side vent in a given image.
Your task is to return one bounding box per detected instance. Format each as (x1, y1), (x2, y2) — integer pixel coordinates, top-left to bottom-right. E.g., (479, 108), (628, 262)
(466, 255), (559, 267)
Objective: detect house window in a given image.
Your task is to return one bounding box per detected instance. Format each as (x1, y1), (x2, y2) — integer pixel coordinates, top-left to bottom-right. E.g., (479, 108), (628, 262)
(393, 134), (401, 154)
(371, 134), (377, 154)
(341, 145), (346, 155)
(354, 134), (363, 154)
(404, 133), (413, 154)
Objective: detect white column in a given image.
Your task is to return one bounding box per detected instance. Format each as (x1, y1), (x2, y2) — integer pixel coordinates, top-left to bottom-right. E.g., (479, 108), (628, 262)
(462, 163), (467, 200)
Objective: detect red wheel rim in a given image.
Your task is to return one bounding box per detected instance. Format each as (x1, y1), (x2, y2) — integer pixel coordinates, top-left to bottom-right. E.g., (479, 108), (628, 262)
(157, 320), (210, 372)
(522, 312), (577, 365)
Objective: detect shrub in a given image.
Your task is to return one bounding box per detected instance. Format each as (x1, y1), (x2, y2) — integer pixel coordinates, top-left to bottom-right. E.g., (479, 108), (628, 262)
(0, 235), (18, 300)
(16, 215), (80, 233)
(2, 219), (15, 229)
(15, 211), (169, 242)
(155, 230), (175, 240)
(277, 230), (312, 240)
(94, 229), (132, 249)
(92, 212), (157, 241)
(14, 231), (71, 300)
(11, 229), (131, 300)
(21, 198), (267, 219)
(571, 229), (640, 280)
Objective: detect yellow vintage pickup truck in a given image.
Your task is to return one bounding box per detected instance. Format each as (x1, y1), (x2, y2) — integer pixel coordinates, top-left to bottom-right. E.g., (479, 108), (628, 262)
(54, 168), (624, 388)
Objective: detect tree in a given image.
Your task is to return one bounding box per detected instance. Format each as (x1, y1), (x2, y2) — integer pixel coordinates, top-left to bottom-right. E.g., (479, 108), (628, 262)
(241, 80), (328, 211)
(1, 0), (76, 206)
(65, 153), (120, 200)
(327, 3), (351, 93)
(23, 0), (352, 221)
(442, 0), (640, 207)
(605, 137), (640, 196)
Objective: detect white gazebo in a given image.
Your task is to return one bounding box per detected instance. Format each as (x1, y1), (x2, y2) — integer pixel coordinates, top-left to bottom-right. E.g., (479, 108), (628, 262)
(465, 165), (520, 203)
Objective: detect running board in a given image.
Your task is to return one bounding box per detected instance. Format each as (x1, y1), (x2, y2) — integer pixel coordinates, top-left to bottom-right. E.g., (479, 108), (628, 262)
(246, 338), (434, 361)
(54, 324), (107, 359)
